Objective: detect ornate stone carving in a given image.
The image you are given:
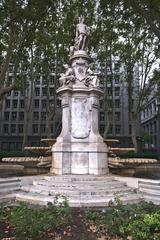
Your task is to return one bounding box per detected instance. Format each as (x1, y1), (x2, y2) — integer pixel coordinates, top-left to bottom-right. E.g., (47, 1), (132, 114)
(84, 67), (100, 87)
(59, 64), (75, 86)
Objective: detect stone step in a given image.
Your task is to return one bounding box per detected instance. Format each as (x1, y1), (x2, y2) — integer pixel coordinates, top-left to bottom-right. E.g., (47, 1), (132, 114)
(143, 195), (160, 205)
(139, 180), (160, 186)
(44, 175), (114, 182)
(0, 186), (20, 193)
(15, 192), (143, 207)
(139, 188), (160, 196)
(139, 183), (160, 191)
(0, 193), (16, 204)
(21, 185), (134, 197)
(69, 194), (143, 207)
(33, 180), (125, 189)
(138, 180), (160, 205)
(0, 178), (21, 184)
(0, 182), (21, 190)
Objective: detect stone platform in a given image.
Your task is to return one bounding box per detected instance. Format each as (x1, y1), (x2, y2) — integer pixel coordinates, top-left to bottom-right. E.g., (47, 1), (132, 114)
(15, 175), (143, 207)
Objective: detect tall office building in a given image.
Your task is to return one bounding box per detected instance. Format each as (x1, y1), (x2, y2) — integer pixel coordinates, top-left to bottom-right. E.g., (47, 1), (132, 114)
(0, 59), (140, 151)
(141, 85), (160, 153)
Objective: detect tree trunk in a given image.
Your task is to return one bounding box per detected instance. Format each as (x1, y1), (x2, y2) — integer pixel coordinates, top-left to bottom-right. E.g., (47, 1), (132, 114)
(131, 115), (138, 152)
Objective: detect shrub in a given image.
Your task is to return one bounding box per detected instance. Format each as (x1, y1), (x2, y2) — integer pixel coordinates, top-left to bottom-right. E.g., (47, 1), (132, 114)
(7, 200), (73, 239)
(120, 211), (160, 240)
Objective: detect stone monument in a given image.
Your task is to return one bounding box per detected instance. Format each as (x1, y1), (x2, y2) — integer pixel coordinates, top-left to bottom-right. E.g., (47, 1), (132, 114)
(51, 16), (109, 175)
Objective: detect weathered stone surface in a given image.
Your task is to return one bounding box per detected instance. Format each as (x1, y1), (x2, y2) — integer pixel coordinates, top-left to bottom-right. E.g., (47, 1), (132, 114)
(15, 175), (143, 207)
(51, 19), (108, 175)
(138, 179), (160, 204)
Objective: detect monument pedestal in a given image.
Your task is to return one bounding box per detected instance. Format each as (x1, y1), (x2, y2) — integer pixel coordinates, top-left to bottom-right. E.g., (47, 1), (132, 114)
(51, 85), (109, 175)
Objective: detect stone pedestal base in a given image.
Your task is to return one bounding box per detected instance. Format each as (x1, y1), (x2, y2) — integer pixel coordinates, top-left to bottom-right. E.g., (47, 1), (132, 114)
(51, 142), (109, 175)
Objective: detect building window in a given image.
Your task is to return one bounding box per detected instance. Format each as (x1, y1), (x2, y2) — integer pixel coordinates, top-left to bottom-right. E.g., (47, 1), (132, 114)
(115, 87), (120, 96)
(99, 100), (103, 108)
(41, 124), (46, 133)
(19, 112), (24, 121)
(154, 121), (157, 132)
(100, 112), (105, 121)
(107, 75), (112, 84)
(115, 112), (120, 121)
(115, 75), (119, 84)
(9, 142), (16, 150)
(33, 112), (39, 121)
(42, 76), (47, 85)
(50, 75), (54, 85)
(18, 124), (24, 133)
(35, 75), (40, 85)
(42, 88), (47, 96)
(108, 112), (112, 121)
(21, 90), (25, 96)
(41, 112), (46, 120)
(9, 64), (13, 73)
(108, 100), (112, 108)
(99, 125), (104, 134)
(14, 91), (19, 96)
(107, 87), (112, 96)
(35, 88), (40, 96)
(34, 99), (39, 108)
(11, 112), (17, 121)
(1, 142), (8, 151)
(7, 91), (11, 96)
(3, 124), (9, 133)
(115, 124), (121, 135)
(42, 100), (47, 108)
(115, 99), (120, 108)
(129, 124), (132, 134)
(4, 112), (10, 121)
(13, 100), (18, 108)
(20, 100), (24, 108)
(99, 79), (104, 88)
(50, 88), (54, 96)
(108, 124), (113, 134)
(8, 76), (13, 85)
(33, 124), (38, 134)
(11, 124), (16, 133)
(5, 99), (10, 108)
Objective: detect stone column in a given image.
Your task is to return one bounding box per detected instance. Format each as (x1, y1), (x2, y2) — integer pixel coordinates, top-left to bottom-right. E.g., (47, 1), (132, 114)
(51, 51), (109, 175)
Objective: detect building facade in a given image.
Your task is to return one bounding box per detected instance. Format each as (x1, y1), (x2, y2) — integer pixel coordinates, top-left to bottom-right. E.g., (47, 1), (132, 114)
(0, 60), (140, 151)
(98, 58), (140, 148)
(141, 86), (160, 153)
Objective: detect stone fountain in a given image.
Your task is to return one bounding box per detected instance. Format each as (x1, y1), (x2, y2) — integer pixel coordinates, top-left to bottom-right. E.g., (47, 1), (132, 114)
(51, 16), (109, 175)
(0, 18), (148, 207)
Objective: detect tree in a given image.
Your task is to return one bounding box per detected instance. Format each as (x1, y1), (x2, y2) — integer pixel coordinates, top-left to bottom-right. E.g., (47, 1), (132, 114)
(126, 0), (160, 40)
(0, 0), (52, 102)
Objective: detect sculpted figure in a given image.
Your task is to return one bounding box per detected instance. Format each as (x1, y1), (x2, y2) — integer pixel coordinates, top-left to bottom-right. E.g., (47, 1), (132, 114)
(84, 67), (100, 87)
(59, 64), (75, 86)
(75, 16), (90, 50)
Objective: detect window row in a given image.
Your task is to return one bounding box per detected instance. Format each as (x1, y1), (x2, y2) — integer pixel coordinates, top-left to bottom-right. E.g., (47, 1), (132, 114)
(5, 99), (58, 110)
(3, 111), (49, 121)
(2, 124), (54, 134)
(99, 111), (121, 122)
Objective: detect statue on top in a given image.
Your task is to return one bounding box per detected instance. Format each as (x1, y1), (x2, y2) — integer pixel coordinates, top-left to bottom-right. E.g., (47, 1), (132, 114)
(75, 16), (90, 50)
(70, 16), (90, 55)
